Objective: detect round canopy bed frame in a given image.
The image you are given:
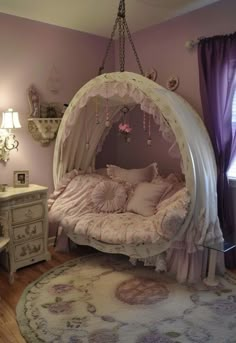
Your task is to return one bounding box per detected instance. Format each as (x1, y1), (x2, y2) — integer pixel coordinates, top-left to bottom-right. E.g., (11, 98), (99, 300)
(52, 71), (223, 283)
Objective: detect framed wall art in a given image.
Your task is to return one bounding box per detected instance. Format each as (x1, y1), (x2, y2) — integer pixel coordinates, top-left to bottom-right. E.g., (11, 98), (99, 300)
(145, 68), (158, 81)
(13, 170), (29, 187)
(166, 76), (179, 91)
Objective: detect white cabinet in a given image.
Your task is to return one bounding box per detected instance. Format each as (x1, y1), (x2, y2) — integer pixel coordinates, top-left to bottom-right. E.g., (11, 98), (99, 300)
(0, 184), (50, 283)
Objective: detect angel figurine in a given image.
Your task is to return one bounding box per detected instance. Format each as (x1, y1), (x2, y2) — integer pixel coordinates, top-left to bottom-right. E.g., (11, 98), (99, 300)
(28, 85), (40, 117)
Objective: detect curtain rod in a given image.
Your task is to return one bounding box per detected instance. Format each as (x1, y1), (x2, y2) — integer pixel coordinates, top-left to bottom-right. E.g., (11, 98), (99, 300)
(185, 32), (236, 50)
(185, 37), (204, 50)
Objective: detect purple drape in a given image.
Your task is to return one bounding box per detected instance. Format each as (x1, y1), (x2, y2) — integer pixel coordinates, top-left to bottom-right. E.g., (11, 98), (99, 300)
(198, 33), (236, 268)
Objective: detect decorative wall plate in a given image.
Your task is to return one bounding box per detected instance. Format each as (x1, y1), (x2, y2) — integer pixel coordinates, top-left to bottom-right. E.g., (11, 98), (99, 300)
(166, 76), (179, 91)
(145, 68), (157, 81)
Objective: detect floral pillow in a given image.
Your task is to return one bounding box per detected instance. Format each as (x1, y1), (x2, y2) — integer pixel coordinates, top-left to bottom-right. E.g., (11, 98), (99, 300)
(91, 180), (127, 213)
(106, 162), (158, 185)
(126, 182), (168, 217)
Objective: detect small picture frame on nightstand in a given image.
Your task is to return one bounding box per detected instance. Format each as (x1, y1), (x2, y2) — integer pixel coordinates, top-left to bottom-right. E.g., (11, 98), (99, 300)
(13, 170), (29, 187)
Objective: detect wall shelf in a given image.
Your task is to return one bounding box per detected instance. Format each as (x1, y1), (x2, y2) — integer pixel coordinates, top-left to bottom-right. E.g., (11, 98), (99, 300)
(28, 118), (61, 145)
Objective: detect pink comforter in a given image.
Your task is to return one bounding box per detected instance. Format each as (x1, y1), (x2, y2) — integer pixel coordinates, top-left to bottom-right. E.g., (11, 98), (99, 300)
(48, 171), (190, 245)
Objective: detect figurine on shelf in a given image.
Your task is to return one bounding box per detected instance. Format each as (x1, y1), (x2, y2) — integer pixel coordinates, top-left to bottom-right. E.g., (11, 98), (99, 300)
(46, 106), (57, 118)
(40, 102), (62, 118)
(28, 85), (40, 118)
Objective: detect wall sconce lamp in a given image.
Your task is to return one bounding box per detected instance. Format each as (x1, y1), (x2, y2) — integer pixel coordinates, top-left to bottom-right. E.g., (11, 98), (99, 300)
(0, 108), (21, 162)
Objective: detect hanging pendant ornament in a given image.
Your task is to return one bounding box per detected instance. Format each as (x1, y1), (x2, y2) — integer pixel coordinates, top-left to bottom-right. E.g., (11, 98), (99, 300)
(122, 106), (129, 116)
(85, 105), (90, 149)
(105, 116), (110, 127)
(121, 106), (129, 123)
(105, 96), (110, 127)
(147, 113), (152, 146)
(95, 98), (100, 124)
(96, 113), (100, 125)
(143, 111), (146, 132)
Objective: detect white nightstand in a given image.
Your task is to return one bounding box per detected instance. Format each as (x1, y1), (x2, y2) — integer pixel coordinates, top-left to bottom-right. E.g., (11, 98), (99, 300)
(0, 184), (51, 283)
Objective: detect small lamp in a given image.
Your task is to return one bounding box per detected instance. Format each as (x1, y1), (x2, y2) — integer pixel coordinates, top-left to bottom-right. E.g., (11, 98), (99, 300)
(1, 108), (21, 130)
(0, 108), (21, 161)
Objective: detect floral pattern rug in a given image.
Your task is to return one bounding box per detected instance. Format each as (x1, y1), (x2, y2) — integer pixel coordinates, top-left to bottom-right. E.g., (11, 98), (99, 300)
(16, 253), (236, 343)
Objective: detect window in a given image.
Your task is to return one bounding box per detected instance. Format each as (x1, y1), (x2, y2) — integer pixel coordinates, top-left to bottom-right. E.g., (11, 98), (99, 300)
(227, 88), (236, 179)
(232, 88), (236, 130)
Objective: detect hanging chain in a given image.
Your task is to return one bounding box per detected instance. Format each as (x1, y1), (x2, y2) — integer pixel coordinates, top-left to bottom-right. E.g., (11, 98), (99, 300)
(98, 16), (119, 75)
(118, 11), (125, 71)
(118, 0), (125, 17)
(124, 19), (144, 75)
(118, 0), (125, 72)
(98, 0), (144, 75)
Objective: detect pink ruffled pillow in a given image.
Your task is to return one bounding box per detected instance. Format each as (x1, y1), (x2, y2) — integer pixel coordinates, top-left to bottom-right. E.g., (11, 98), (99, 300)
(91, 180), (127, 213)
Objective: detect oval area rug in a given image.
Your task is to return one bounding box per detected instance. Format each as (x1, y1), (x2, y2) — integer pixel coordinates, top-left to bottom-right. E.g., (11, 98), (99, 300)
(16, 253), (236, 343)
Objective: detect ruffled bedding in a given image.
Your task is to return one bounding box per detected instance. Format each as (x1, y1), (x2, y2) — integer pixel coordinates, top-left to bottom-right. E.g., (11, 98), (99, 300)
(48, 171), (190, 245)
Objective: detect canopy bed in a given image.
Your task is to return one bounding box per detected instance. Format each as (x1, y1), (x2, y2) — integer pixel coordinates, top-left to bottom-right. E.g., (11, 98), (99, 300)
(48, 70), (223, 283)
(48, 0), (223, 284)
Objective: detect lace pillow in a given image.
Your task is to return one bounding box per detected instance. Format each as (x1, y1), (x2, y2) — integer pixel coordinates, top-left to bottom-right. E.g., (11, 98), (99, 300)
(91, 180), (127, 213)
(106, 162), (158, 185)
(127, 182), (168, 217)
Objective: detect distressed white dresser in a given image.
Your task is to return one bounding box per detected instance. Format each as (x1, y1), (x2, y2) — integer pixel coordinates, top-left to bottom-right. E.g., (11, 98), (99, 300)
(0, 184), (50, 283)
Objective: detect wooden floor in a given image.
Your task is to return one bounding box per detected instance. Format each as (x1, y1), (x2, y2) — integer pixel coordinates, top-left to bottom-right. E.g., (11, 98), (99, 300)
(0, 245), (95, 343)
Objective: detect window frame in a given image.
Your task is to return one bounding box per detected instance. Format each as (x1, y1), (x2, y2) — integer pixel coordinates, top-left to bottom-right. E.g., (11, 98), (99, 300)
(227, 86), (236, 180)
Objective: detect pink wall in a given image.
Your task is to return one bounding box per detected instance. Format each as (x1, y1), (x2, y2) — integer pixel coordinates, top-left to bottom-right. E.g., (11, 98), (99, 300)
(0, 13), (114, 193)
(113, 0), (236, 173)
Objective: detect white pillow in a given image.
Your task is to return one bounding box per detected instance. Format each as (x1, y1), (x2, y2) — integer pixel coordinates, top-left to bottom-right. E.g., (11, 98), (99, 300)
(91, 180), (127, 213)
(127, 182), (168, 217)
(106, 163), (158, 185)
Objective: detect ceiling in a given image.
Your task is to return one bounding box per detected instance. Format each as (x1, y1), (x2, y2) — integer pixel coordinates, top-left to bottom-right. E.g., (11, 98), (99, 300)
(0, 0), (220, 38)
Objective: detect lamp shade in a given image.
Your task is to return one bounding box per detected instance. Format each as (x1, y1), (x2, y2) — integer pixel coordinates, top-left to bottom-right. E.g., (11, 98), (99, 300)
(1, 108), (21, 129)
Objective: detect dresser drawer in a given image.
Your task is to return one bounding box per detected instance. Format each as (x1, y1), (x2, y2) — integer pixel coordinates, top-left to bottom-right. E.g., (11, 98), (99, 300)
(11, 203), (44, 225)
(14, 238), (44, 262)
(13, 221), (43, 242)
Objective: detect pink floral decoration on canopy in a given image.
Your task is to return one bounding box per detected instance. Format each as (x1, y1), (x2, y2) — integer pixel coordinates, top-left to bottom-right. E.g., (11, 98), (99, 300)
(118, 123), (132, 133)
